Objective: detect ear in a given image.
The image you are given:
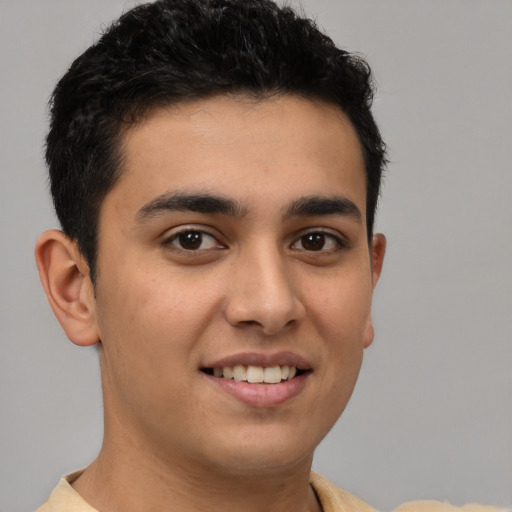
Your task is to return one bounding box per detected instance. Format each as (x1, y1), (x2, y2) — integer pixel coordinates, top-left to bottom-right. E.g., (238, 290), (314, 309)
(363, 233), (386, 348)
(370, 233), (386, 289)
(35, 230), (100, 346)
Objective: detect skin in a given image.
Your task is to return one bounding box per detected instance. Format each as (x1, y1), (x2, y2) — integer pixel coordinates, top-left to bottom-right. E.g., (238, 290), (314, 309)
(36, 94), (385, 512)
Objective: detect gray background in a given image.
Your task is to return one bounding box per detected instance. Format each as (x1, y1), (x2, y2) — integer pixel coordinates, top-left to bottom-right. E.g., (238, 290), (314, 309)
(1, 1), (511, 510)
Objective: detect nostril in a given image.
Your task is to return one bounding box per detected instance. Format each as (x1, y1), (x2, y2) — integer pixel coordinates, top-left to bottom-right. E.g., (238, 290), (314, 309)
(239, 320), (263, 328)
(224, 282), (305, 335)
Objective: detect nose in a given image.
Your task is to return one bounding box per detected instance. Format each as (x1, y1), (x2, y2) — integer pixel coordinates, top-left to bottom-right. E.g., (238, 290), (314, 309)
(224, 246), (305, 336)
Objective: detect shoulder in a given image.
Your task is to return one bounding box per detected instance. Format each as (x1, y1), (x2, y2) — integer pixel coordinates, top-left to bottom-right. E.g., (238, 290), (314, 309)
(35, 471), (97, 512)
(310, 473), (510, 512)
(395, 501), (511, 512)
(310, 472), (377, 512)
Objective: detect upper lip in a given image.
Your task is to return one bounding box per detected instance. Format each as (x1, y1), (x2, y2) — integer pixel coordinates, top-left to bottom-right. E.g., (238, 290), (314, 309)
(203, 351), (312, 370)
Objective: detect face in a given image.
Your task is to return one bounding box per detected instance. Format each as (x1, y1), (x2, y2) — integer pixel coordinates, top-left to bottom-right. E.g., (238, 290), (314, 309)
(91, 94), (383, 475)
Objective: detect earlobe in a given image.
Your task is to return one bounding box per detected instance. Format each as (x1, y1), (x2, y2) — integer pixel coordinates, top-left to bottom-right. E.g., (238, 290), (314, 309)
(35, 230), (99, 347)
(363, 234), (386, 349)
(363, 316), (375, 349)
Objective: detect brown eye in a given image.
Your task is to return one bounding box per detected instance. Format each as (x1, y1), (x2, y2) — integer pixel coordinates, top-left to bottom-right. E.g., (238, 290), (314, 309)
(301, 233), (326, 251)
(166, 230), (222, 251)
(177, 231), (203, 250)
(291, 231), (343, 252)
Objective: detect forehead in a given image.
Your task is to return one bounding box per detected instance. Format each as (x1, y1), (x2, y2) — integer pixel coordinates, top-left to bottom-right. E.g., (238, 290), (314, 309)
(109, 94), (367, 218)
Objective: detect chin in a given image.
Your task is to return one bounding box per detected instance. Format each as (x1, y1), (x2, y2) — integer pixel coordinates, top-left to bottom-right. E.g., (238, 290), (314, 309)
(195, 425), (321, 476)
(211, 449), (312, 477)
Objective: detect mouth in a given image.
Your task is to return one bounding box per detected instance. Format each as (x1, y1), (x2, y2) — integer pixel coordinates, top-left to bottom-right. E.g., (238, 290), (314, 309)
(201, 365), (307, 384)
(200, 353), (312, 407)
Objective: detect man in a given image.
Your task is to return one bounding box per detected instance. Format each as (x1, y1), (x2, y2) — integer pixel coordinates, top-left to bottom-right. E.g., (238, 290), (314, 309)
(33, 1), (505, 511)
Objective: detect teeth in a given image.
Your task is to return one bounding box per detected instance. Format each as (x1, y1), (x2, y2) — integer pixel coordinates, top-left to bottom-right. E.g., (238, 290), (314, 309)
(213, 365), (299, 383)
(233, 365), (246, 382)
(246, 365), (264, 383)
(264, 366), (282, 384)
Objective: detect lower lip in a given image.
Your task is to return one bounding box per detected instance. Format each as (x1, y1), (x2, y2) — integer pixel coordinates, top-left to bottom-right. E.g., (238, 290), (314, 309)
(204, 373), (310, 408)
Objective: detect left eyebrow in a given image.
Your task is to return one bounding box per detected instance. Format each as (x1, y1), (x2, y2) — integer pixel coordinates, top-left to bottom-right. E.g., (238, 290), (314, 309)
(284, 195), (362, 223)
(135, 192), (247, 222)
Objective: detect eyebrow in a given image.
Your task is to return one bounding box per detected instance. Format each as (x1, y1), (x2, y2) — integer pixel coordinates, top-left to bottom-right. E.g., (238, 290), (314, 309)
(135, 192), (247, 221)
(135, 192), (362, 224)
(285, 195), (362, 223)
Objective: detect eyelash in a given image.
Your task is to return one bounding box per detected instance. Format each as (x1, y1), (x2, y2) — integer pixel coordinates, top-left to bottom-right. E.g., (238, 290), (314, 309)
(290, 230), (348, 253)
(162, 228), (225, 252)
(161, 227), (348, 254)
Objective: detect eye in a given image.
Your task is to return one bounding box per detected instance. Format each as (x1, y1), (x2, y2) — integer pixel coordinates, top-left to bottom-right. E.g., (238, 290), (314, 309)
(164, 230), (224, 251)
(291, 232), (344, 252)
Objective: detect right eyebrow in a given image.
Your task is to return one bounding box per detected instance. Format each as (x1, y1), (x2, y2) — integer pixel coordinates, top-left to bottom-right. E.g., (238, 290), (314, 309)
(135, 192), (248, 222)
(284, 195), (362, 223)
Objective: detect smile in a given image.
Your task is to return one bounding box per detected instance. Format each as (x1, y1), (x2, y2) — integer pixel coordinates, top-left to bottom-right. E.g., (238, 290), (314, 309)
(201, 352), (312, 406)
(202, 365), (301, 384)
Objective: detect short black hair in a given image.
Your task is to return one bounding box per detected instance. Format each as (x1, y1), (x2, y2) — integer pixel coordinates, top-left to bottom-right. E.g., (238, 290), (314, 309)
(46, 0), (386, 282)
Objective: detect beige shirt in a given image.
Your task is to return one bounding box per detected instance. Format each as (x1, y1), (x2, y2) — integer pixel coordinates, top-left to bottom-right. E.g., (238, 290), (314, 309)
(36, 471), (510, 512)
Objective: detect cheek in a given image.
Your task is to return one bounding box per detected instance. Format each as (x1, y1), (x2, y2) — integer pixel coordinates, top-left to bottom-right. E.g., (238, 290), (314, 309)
(304, 266), (372, 405)
(94, 258), (230, 390)
(307, 271), (373, 344)
(94, 271), (215, 428)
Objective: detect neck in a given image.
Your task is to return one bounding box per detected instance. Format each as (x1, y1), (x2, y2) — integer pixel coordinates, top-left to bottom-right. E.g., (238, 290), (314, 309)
(72, 419), (322, 512)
